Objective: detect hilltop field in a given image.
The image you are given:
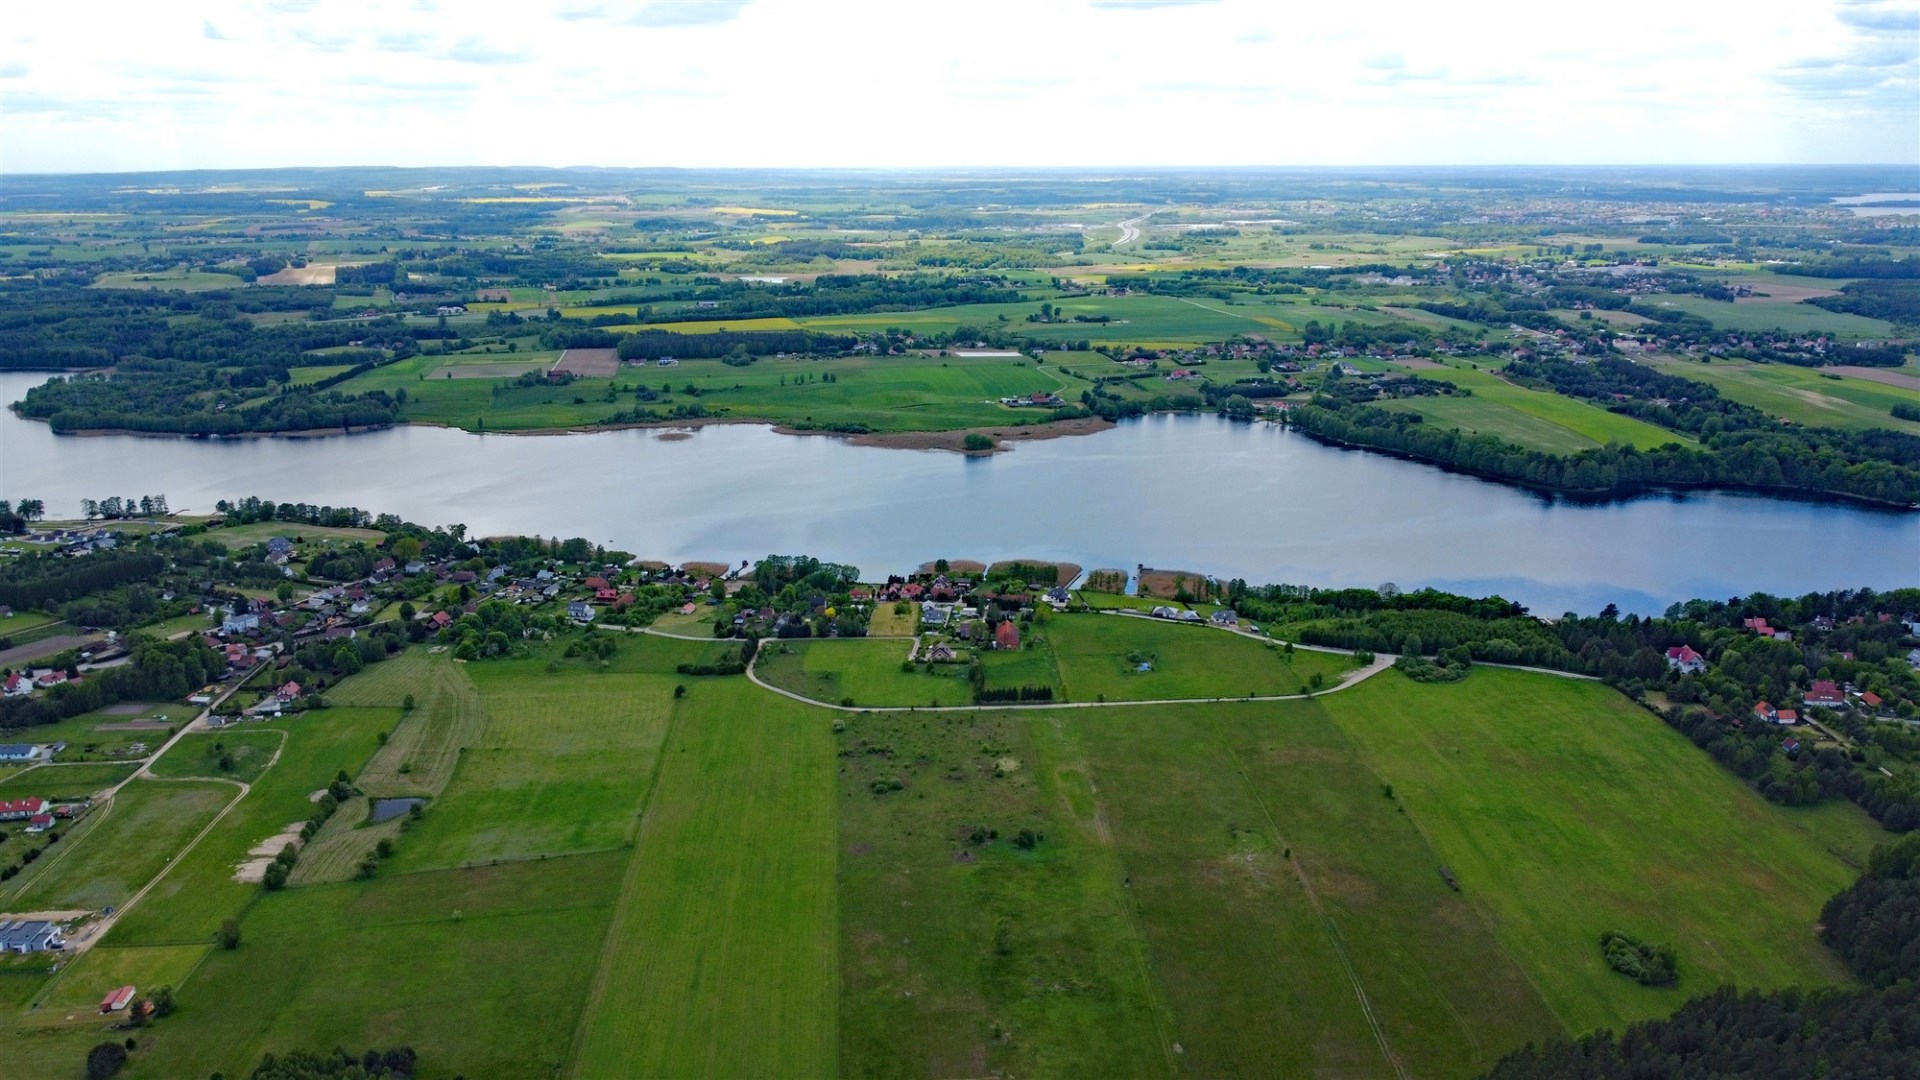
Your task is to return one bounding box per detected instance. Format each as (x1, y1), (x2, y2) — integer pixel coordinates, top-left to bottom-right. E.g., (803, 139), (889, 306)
(0, 612), (1884, 1079)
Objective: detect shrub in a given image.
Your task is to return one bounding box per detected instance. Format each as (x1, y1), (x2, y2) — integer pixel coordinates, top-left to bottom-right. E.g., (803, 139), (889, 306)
(1599, 930), (1677, 986)
(86, 1041), (128, 1080)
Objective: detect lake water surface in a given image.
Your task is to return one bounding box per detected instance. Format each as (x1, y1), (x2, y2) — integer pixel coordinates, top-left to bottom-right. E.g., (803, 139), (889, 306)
(2, 371), (1913, 615)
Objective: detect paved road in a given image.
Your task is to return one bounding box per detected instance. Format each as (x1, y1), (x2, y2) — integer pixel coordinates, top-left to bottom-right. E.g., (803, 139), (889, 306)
(1112, 214), (1148, 248)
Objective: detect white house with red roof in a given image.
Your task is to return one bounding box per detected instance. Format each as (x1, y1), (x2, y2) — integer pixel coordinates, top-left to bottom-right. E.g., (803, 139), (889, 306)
(1752, 701), (1777, 724)
(275, 681), (303, 703)
(1803, 680), (1846, 708)
(1, 673), (28, 697)
(0, 797), (47, 821)
(1663, 645), (1706, 674)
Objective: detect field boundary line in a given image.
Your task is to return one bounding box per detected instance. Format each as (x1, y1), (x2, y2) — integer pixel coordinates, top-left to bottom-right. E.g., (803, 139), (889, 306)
(1221, 738), (1409, 1080)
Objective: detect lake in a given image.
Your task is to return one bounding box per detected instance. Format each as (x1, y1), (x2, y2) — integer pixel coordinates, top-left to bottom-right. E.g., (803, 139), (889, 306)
(2, 371), (1914, 615)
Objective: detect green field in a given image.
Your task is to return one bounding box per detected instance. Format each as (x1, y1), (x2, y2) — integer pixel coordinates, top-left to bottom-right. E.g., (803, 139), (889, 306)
(1321, 668), (1878, 1033)
(755, 637), (972, 707)
(1047, 613), (1352, 701)
(206, 520), (386, 549)
(91, 269), (246, 291)
(1644, 355), (1920, 434)
(0, 623), (1891, 1079)
(571, 679), (837, 1078)
(2, 779), (232, 912)
(1645, 295), (1895, 336)
(0, 763), (136, 796)
(1388, 361), (1688, 452)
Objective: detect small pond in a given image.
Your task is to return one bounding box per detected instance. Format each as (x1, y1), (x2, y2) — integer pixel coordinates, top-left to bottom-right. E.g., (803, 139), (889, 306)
(368, 797), (426, 824)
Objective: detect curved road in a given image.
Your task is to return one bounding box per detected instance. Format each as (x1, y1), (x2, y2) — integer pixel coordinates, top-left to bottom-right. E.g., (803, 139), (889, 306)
(1112, 214), (1148, 249)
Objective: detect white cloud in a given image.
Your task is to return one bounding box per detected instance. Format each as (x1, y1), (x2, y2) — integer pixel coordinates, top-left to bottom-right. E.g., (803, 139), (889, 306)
(0, 0), (1912, 172)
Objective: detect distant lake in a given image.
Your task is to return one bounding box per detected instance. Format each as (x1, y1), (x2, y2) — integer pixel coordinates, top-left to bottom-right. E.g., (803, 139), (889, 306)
(2, 371), (1914, 615)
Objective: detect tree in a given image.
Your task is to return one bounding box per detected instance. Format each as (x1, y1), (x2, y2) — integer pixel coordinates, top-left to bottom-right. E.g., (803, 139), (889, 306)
(86, 1042), (128, 1080)
(15, 499), (44, 522)
(218, 918), (241, 949)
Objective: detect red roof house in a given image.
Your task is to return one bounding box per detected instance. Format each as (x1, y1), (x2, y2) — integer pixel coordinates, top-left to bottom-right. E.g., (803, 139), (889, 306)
(101, 986), (136, 1013)
(584, 576), (610, 591)
(275, 681), (302, 703)
(1804, 680), (1846, 707)
(994, 620), (1021, 650)
(0, 797), (47, 820)
(1860, 691), (1884, 709)
(1664, 645), (1705, 672)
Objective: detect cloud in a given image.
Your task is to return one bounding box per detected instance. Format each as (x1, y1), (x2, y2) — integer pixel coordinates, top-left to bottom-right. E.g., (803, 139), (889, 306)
(290, 28), (353, 52)
(554, 4), (607, 19)
(1091, 1), (1219, 8)
(1363, 52), (1405, 70)
(1234, 29), (1270, 44)
(375, 31), (434, 53)
(625, 1), (750, 27)
(1836, 0), (1920, 31)
(444, 38), (531, 64)
(202, 20), (226, 41)
(0, 62), (25, 79)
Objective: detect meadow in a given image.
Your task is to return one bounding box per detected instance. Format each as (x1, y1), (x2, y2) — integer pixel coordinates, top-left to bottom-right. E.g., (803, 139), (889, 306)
(1385, 360), (1687, 452)
(1645, 294), (1894, 337)
(0, 625), (1891, 1079)
(206, 521), (388, 550)
(755, 637), (972, 707)
(1643, 355), (1920, 435)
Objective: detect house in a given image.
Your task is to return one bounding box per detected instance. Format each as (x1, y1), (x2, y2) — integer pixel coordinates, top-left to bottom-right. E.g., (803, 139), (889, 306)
(275, 681), (302, 703)
(436, 305), (467, 316)
(657, 357), (679, 366)
(1177, 609), (1203, 622)
(1810, 616), (1835, 633)
(1752, 701), (1777, 724)
(994, 621), (1021, 650)
(1150, 605), (1180, 619)
(101, 986), (136, 1014)
(373, 557), (396, 574)
(1804, 680), (1846, 708)
(33, 670), (67, 690)
(0, 920), (63, 954)
(1046, 586), (1071, 606)
(927, 642), (957, 662)
(0, 744), (36, 762)
(1741, 616), (1775, 637)
(1909, 648), (1920, 670)
(568, 601), (595, 622)
(404, 561), (427, 575)
(594, 587), (620, 603)
(265, 536), (292, 558)
(1782, 738), (1801, 755)
(848, 588), (872, 602)
(1664, 645), (1706, 674)
(921, 605), (949, 627)
(1210, 609), (1239, 627)
(584, 576), (610, 591)
(1859, 691), (1884, 711)
(680, 603), (698, 616)
(0, 797), (46, 821)
(24, 813), (53, 833)
(2, 674), (28, 698)
(1775, 709), (1800, 725)
(429, 611), (453, 630)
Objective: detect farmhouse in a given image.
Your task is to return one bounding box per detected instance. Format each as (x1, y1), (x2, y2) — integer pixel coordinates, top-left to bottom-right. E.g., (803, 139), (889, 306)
(1210, 609), (1238, 627)
(568, 601), (595, 621)
(927, 642), (958, 662)
(994, 621), (1021, 650)
(1752, 701), (1777, 724)
(25, 813), (53, 833)
(1, 674), (26, 697)
(0, 797), (46, 820)
(275, 681), (302, 703)
(0, 920), (63, 954)
(0, 743), (35, 762)
(1664, 645), (1706, 674)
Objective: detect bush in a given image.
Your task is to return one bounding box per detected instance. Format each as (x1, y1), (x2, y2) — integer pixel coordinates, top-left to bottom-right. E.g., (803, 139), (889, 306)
(1599, 930), (1677, 986)
(963, 433), (994, 452)
(86, 1042), (128, 1080)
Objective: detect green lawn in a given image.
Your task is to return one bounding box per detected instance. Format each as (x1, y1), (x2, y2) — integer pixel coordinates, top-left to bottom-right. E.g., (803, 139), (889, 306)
(34, 943), (210, 1015)
(1046, 613), (1352, 701)
(148, 730), (281, 784)
(0, 763), (135, 796)
(1643, 355), (1920, 434)
(1321, 668), (1881, 1034)
(755, 637), (973, 707)
(570, 679), (837, 1078)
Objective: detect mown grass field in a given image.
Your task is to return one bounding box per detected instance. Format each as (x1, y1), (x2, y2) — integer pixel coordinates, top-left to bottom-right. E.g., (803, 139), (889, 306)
(1645, 294), (1894, 336)
(1644, 354), (1920, 434)
(387, 659), (674, 870)
(1321, 667), (1881, 1034)
(0, 762), (135, 795)
(571, 679), (837, 1078)
(1046, 613), (1352, 701)
(3, 779), (232, 912)
(34, 943), (210, 1016)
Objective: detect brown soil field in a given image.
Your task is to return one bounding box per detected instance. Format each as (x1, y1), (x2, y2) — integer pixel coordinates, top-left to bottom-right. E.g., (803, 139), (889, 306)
(0, 635), (97, 670)
(986, 560), (1082, 586)
(1730, 280), (1840, 303)
(916, 560), (988, 576)
(1827, 365), (1920, 391)
(1137, 567), (1212, 599)
(255, 264), (338, 286)
(552, 347), (621, 377)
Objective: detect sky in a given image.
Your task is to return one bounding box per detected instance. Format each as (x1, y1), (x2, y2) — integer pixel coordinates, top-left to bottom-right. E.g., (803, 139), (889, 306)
(0, 0), (1915, 173)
